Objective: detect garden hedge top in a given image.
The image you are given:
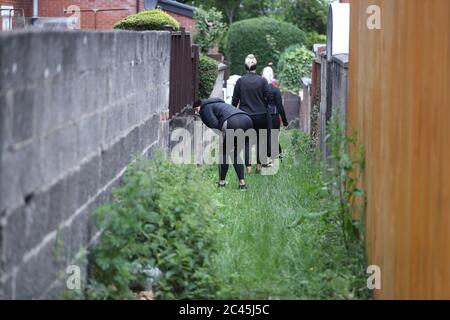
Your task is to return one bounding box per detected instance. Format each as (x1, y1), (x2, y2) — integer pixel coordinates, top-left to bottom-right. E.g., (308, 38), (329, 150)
(114, 9), (180, 31)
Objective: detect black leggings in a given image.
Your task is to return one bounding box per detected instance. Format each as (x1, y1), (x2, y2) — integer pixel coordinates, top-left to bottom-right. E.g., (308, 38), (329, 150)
(271, 114), (282, 157)
(220, 114), (254, 181)
(249, 114), (268, 165)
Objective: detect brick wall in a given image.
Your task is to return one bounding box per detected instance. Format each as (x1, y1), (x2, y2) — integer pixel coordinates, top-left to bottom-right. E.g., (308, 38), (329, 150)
(166, 11), (196, 35)
(0, 0), (32, 31)
(0, 29), (171, 299)
(39, 0), (142, 30)
(1, 1), (197, 32)
(0, 0), (32, 15)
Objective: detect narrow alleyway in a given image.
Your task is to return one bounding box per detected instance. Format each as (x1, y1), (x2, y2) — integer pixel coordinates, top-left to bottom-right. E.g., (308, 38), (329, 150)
(205, 130), (369, 299)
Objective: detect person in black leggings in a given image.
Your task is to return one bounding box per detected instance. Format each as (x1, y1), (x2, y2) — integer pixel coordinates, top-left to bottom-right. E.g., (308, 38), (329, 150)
(268, 79), (289, 161)
(194, 98), (254, 190)
(232, 54), (275, 173)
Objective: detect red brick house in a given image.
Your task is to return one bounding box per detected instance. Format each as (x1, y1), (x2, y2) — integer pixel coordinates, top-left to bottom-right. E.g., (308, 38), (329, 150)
(155, 0), (195, 34)
(0, 0), (196, 32)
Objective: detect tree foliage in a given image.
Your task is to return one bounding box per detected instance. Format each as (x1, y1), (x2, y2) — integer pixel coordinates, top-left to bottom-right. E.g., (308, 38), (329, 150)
(185, 0), (329, 35)
(278, 0), (329, 34)
(277, 45), (314, 92)
(193, 7), (226, 53)
(186, 0), (242, 24)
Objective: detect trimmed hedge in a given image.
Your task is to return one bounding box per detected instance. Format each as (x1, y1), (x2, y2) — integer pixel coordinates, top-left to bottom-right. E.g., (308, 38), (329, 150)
(114, 9), (180, 31)
(277, 45), (314, 92)
(225, 17), (306, 75)
(199, 55), (219, 100)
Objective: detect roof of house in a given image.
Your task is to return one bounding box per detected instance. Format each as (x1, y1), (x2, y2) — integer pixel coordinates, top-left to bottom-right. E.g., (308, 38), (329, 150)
(156, 0), (195, 18)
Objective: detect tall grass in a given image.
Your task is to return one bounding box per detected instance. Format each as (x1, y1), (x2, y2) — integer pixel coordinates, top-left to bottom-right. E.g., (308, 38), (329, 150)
(206, 129), (370, 299)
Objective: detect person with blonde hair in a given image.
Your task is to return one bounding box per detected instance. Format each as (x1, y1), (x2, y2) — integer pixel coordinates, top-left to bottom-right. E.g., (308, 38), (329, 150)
(232, 54), (275, 173)
(262, 60), (275, 84)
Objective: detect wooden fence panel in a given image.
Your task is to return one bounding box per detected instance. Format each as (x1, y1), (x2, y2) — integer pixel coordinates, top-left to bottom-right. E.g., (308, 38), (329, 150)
(168, 28), (199, 118)
(348, 0), (450, 299)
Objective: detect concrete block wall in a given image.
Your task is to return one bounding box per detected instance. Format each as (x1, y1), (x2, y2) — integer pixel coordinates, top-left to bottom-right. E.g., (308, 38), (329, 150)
(0, 29), (171, 299)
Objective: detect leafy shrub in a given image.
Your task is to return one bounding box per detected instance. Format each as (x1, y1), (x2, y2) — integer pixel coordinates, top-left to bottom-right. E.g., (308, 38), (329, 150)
(226, 17), (306, 75)
(277, 45), (314, 92)
(194, 6), (226, 53)
(86, 154), (220, 299)
(114, 9), (180, 31)
(304, 31), (327, 50)
(199, 55), (219, 100)
(324, 111), (366, 250)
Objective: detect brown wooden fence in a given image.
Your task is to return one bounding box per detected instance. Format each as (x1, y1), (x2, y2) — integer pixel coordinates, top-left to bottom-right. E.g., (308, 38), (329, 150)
(348, 0), (450, 299)
(169, 28), (199, 118)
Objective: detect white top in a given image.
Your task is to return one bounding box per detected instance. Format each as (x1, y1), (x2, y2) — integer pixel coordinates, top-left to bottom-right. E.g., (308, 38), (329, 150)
(262, 66), (274, 84)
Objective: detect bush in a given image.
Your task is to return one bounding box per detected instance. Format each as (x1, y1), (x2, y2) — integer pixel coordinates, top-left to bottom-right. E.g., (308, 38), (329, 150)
(304, 31), (327, 51)
(277, 45), (314, 92)
(199, 55), (219, 100)
(193, 7), (226, 53)
(86, 154), (220, 299)
(114, 9), (180, 31)
(225, 17), (306, 75)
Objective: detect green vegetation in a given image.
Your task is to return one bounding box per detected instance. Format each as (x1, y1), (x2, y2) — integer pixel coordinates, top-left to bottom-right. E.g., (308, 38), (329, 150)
(277, 0), (329, 34)
(225, 17), (306, 75)
(184, 0), (328, 32)
(304, 31), (327, 50)
(84, 128), (369, 300)
(114, 9), (180, 31)
(277, 45), (314, 92)
(194, 7), (227, 53)
(208, 130), (370, 299)
(199, 55), (219, 99)
(86, 154), (220, 299)
(324, 111), (367, 251)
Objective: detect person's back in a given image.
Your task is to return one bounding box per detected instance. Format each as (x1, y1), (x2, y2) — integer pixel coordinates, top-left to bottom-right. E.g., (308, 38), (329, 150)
(232, 54), (274, 115)
(233, 73), (271, 115)
(231, 54), (274, 169)
(199, 98), (247, 130)
(193, 98), (253, 190)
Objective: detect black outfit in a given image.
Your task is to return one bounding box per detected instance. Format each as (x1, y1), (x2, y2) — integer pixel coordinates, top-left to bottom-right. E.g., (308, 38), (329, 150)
(199, 98), (253, 181)
(271, 85), (289, 127)
(268, 85), (289, 158)
(232, 72), (275, 165)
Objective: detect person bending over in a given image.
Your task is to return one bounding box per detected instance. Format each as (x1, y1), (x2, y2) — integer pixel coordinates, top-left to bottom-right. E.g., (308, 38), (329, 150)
(194, 98), (254, 190)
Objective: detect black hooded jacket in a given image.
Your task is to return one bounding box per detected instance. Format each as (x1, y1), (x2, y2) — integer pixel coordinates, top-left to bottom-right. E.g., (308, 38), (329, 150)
(231, 72), (275, 115)
(199, 98), (248, 130)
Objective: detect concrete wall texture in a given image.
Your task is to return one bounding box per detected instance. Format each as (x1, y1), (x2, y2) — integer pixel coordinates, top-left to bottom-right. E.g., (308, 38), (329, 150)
(0, 29), (171, 299)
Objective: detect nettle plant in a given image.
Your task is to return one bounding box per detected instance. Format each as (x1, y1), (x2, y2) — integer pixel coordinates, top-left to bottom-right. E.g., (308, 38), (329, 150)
(324, 110), (366, 252)
(86, 153), (221, 300)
